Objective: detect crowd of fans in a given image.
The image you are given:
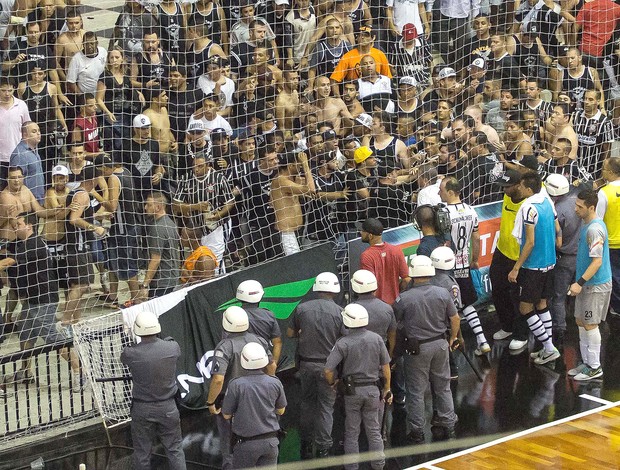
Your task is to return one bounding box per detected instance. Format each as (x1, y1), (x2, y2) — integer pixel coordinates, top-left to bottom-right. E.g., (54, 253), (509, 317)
(0, 0), (619, 349)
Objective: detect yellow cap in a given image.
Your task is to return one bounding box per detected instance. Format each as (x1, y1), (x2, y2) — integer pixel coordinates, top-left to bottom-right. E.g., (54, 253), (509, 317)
(354, 146), (373, 164)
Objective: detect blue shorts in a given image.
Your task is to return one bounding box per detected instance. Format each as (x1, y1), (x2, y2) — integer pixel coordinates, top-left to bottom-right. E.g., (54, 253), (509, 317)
(17, 302), (64, 344)
(106, 226), (140, 281)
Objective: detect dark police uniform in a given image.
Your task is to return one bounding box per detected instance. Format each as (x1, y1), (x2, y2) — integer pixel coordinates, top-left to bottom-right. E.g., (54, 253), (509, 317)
(238, 303), (281, 345)
(211, 333), (271, 470)
(221, 371), (287, 469)
(325, 329), (390, 470)
(288, 298), (345, 456)
(393, 282), (459, 439)
(121, 336), (186, 470)
(354, 294), (397, 342)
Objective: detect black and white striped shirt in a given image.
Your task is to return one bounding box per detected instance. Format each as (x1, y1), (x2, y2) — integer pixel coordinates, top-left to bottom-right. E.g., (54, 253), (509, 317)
(572, 109), (614, 179)
(174, 168), (234, 232)
(389, 37), (432, 87)
(542, 159), (592, 186)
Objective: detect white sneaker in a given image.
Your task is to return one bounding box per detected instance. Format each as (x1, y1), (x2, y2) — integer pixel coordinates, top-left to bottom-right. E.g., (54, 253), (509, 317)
(533, 347), (560, 365)
(509, 339), (528, 350)
(474, 343), (491, 356)
(493, 329), (512, 340)
(568, 363), (588, 377)
(530, 348), (544, 359)
(573, 366), (603, 381)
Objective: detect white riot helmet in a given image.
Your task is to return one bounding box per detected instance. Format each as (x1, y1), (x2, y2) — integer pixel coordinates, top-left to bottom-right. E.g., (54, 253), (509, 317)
(313, 272), (341, 293)
(240, 342), (269, 370)
(236, 280), (264, 303)
(133, 311), (161, 336)
(222, 306), (249, 333)
(351, 269), (378, 294)
(545, 173), (570, 197)
(409, 255), (436, 278)
(342, 303), (369, 328)
(430, 246), (456, 271)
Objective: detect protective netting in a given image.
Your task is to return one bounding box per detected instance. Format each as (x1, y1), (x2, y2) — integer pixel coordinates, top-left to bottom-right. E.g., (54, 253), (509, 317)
(0, 0), (619, 443)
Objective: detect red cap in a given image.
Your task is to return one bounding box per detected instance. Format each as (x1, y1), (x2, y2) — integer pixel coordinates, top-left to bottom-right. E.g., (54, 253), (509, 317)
(402, 23), (418, 41)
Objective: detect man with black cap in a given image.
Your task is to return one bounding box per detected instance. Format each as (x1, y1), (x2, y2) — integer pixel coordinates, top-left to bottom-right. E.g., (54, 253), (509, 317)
(489, 169), (530, 349)
(359, 218), (410, 305)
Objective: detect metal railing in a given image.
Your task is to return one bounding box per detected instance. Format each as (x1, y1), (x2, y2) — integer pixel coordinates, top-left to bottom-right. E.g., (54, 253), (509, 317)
(0, 340), (97, 442)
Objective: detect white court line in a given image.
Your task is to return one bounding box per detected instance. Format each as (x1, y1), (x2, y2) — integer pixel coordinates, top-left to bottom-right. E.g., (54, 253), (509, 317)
(409, 399), (620, 470)
(580, 393), (613, 405)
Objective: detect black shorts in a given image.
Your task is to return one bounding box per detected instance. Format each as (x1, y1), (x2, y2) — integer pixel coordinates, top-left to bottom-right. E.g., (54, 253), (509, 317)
(456, 272), (478, 307)
(517, 268), (554, 304)
(66, 250), (94, 286)
(46, 241), (69, 289)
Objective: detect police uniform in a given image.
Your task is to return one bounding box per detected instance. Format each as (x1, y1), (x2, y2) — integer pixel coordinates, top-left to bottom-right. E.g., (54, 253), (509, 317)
(240, 304), (281, 345)
(325, 328), (390, 470)
(393, 282), (459, 439)
(288, 298), (345, 456)
(121, 336), (187, 470)
(211, 333), (271, 470)
(221, 371), (287, 469)
(354, 294), (397, 342)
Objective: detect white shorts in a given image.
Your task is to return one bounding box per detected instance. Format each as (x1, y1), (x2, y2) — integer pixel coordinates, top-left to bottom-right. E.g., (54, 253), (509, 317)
(201, 225), (225, 274)
(575, 283), (612, 325)
(281, 231), (300, 256)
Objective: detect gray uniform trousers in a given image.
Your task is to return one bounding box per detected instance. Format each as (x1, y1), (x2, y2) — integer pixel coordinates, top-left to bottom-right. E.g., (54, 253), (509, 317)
(404, 339), (457, 432)
(232, 437), (279, 468)
(130, 399), (187, 470)
(216, 413), (233, 470)
(549, 254), (577, 333)
(344, 385), (384, 470)
(299, 361), (337, 449)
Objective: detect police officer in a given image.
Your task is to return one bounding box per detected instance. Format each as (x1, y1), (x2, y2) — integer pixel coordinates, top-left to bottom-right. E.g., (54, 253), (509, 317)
(222, 342), (287, 469)
(235, 280), (282, 364)
(393, 256), (460, 444)
(324, 304), (392, 470)
(287, 272), (345, 459)
(207, 306), (274, 470)
(351, 269), (397, 353)
(120, 311), (187, 470)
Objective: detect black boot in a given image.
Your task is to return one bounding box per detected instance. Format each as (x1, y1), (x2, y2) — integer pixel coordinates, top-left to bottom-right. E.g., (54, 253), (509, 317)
(317, 446), (331, 458)
(300, 440), (313, 460)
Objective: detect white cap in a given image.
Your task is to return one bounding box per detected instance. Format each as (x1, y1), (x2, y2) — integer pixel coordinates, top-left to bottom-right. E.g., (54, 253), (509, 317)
(342, 303), (369, 328)
(187, 120), (206, 133)
(52, 164), (69, 177)
(469, 58), (487, 70)
(399, 76), (417, 87)
(241, 342), (270, 370)
(408, 255), (436, 278)
(355, 113), (373, 129)
(274, 0), (289, 4)
(133, 114), (151, 128)
(438, 67), (457, 80)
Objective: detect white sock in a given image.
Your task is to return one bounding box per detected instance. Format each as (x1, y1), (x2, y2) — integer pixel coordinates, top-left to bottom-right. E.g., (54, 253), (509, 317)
(526, 312), (554, 352)
(578, 326), (587, 364)
(463, 305), (487, 345)
(537, 309), (553, 342)
(583, 327), (602, 369)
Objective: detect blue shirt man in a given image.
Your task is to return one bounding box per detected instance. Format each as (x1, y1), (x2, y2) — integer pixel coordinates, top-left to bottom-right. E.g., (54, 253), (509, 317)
(10, 122), (44, 204)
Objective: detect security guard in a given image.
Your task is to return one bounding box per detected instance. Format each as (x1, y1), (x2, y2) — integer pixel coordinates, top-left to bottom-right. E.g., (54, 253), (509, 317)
(287, 272), (345, 459)
(393, 256), (460, 444)
(235, 280), (283, 364)
(207, 306), (274, 470)
(222, 342), (287, 469)
(121, 311), (187, 470)
(325, 304), (392, 470)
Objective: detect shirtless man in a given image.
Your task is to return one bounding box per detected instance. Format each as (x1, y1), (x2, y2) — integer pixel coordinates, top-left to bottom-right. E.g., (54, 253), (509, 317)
(54, 8), (84, 81)
(270, 151), (316, 255)
(0, 166), (58, 237)
(143, 87), (177, 155)
(502, 112), (534, 162)
(464, 104), (501, 147)
(542, 103), (578, 160)
(314, 75), (353, 135)
(342, 81), (365, 117)
(253, 45), (283, 88)
(275, 69), (300, 139)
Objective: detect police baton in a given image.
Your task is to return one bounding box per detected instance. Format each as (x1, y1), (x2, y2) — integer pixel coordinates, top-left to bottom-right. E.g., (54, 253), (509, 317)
(381, 391), (392, 443)
(453, 340), (484, 382)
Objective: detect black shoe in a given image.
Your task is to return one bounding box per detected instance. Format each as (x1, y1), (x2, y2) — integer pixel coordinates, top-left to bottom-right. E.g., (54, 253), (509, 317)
(300, 440), (313, 460)
(406, 430), (425, 444)
(317, 447), (331, 458)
